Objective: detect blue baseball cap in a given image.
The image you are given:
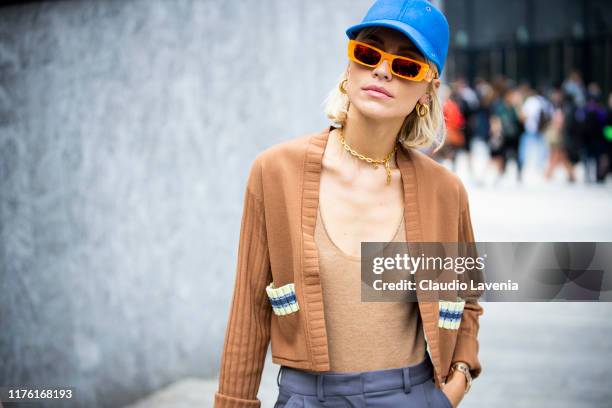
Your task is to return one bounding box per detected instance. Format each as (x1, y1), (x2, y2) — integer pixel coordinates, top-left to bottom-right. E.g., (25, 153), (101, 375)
(345, 0), (450, 75)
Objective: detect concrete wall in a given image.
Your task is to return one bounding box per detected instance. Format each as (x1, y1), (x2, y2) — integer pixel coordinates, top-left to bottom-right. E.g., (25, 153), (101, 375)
(0, 1), (374, 406)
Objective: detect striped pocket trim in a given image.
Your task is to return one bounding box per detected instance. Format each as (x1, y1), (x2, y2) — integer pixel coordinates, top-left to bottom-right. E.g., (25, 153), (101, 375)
(266, 282), (299, 316)
(438, 298), (465, 330)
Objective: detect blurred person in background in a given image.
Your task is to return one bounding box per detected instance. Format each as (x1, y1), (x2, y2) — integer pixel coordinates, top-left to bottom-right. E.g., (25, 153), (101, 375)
(488, 114), (504, 178)
(581, 83), (607, 183)
(543, 87), (572, 181)
(518, 85), (553, 173)
(453, 77), (479, 156)
(474, 78), (495, 143)
(516, 81), (532, 104)
(561, 85), (583, 182)
(602, 92), (612, 181)
(433, 83), (465, 169)
(562, 69), (586, 109)
(489, 78), (523, 180)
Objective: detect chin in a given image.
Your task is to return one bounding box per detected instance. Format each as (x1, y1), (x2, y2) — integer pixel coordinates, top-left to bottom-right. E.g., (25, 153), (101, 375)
(352, 99), (400, 121)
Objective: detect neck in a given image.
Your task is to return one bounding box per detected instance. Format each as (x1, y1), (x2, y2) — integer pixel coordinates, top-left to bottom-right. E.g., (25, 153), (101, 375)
(340, 109), (404, 168)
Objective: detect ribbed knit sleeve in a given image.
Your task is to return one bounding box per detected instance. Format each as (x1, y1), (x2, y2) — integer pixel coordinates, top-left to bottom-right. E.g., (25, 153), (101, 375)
(214, 159), (272, 408)
(452, 187), (485, 380)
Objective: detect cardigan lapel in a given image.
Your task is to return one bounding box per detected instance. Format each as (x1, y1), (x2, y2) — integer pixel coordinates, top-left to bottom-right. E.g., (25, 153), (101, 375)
(395, 140), (442, 383)
(300, 125), (441, 379)
(299, 126), (332, 370)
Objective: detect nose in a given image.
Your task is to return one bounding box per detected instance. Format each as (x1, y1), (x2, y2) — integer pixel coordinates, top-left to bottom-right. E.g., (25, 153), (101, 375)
(373, 57), (392, 80)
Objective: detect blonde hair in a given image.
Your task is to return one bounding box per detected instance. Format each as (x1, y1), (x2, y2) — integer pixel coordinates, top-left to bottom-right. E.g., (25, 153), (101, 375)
(322, 26), (446, 153)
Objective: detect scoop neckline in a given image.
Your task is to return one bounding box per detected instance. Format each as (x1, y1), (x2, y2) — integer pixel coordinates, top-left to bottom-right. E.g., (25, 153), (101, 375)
(317, 204), (405, 261)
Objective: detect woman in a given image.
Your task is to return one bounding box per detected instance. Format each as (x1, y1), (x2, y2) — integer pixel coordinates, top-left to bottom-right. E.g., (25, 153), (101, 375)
(214, 1), (483, 407)
(437, 84), (466, 168)
(543, 88), (572, 181)
(489, 83), (523, 180)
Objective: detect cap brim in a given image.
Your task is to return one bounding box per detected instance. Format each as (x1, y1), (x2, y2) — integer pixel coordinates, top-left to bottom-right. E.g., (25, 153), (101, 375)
(345, 19), (441, 74)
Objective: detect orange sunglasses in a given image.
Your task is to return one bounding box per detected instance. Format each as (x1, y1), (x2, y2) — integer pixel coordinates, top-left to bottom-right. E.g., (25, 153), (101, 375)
(347, 39), (437, 82)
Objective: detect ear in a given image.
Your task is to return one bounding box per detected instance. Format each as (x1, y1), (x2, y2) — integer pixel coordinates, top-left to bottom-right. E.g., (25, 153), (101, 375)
(418, 92), (432, 105)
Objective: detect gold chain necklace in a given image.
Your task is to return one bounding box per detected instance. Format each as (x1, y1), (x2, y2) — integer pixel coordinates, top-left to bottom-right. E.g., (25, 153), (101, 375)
(336, 127), (399, 185)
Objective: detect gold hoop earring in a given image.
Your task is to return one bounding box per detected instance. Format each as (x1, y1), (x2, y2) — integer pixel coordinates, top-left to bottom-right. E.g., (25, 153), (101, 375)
(339, 79), (348, 94)
(416, 101), (429, 117)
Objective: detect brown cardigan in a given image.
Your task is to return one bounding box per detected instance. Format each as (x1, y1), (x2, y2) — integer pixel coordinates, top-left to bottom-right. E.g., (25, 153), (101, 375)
(214, 125), (484, 408)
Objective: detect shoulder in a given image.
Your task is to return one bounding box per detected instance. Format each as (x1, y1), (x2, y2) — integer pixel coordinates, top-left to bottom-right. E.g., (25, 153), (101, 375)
(407, 148), (470, 208)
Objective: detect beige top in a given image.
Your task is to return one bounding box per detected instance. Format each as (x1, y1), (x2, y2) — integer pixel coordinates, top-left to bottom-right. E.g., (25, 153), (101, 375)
(314, 204), (426, 372)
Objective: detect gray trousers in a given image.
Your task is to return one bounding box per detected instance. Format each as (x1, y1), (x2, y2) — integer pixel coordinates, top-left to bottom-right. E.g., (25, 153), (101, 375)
(274, 353), (453, 407)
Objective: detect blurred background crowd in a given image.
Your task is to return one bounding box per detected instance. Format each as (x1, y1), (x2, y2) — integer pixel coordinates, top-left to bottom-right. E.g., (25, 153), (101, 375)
(431, 71), (612, 184)
(424, 0), (612, 187)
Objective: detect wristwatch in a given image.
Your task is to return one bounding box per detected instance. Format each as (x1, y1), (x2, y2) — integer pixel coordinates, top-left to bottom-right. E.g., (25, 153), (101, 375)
(449, 362), (472, 394)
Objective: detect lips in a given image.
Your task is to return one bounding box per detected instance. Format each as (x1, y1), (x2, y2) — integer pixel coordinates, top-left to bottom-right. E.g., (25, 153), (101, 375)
(362, 85), (393, 97)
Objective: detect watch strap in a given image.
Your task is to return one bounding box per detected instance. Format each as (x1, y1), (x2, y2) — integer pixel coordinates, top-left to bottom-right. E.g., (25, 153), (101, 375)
(450, 362), (472, 394)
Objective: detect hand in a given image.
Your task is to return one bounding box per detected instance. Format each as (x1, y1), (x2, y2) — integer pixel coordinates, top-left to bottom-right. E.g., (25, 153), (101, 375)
(441, 369), (467, 408)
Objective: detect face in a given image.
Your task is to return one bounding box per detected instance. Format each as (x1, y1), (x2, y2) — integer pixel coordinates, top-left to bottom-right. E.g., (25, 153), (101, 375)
(346, 26), (440, 123)
(551, 89), (562, 105)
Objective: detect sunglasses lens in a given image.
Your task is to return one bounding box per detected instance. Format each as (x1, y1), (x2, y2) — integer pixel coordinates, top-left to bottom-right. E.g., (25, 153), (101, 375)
(392, 59), (423, 79)
(353, 43), (381, 66)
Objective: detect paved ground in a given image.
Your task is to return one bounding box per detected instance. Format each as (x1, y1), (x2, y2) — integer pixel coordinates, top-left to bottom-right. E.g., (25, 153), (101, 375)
(127, 145), (612, 407)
